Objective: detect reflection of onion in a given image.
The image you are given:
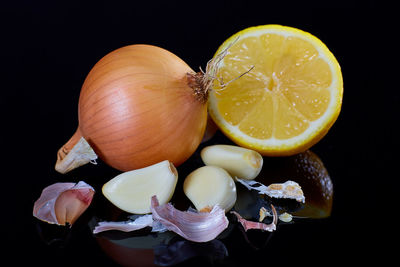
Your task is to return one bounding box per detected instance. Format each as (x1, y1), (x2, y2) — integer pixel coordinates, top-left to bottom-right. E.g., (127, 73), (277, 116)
(256, 150), (333, 218)
(96, 237), (155, 267)
(154, 238), (228, 266)
(95, 233), (229, 267)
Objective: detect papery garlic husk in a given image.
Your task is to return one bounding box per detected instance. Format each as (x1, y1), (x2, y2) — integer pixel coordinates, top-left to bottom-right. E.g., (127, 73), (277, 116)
(183, 166), (236, 212)
(33, 181), (95, 226)
(93, 214), (168, 234)
(151, 196), (228, 243)
(201, 145), (263, 180)
(236, 179), (305, 203)
(231, 205), (277, 232)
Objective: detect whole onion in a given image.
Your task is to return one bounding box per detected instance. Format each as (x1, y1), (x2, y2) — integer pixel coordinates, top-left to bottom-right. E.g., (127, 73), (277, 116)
(56, 44), (217, 173)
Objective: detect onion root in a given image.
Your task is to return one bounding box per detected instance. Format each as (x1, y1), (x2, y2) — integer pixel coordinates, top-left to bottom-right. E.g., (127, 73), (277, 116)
(55, 130), (97, 174)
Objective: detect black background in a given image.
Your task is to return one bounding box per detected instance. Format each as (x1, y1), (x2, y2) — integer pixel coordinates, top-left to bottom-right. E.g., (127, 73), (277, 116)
(1, 0), (393, 266)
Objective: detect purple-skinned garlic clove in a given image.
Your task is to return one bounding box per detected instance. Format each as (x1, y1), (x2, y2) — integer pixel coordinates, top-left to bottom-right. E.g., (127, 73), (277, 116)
(33, 181), (95, 226)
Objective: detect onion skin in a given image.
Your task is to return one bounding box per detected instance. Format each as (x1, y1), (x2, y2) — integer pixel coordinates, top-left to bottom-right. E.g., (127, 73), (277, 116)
(57, 45), (207, 172)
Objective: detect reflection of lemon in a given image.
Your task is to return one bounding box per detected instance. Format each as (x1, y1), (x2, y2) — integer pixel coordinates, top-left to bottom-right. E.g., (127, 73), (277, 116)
(209, 25), (343, 155)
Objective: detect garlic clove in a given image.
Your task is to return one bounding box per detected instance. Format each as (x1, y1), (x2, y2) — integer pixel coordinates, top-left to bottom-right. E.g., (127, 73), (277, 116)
(259, 207), (270, 222)
(200, 145), (263, 180)
(54, 187), (95, 225)
(33, 181), (95, 226)
(183, 166), (237, 212)
(279, 212), (293, 222)
(102, 160), (178, 214)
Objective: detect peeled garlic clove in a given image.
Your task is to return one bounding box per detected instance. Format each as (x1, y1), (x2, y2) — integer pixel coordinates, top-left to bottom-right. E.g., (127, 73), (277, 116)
(200, 145), (263, 180)
(33, 181), (95, 226)
(183, 166), (236, 212)
(102, 160), (178, 214)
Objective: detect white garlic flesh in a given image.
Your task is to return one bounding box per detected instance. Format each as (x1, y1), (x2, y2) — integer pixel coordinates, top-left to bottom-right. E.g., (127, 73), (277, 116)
(183, 166), (237, 212)
(102, 160), (178, 214)
(201, 145), (263, 180)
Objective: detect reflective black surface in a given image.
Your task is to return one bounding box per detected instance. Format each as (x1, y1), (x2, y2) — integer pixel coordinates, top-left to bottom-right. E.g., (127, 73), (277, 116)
(2, 0), (391, 266)
(31, 134), (335, 267)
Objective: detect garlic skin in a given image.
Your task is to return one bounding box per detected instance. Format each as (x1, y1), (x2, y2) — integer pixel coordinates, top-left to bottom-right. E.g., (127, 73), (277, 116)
(151, 196), (229, 243)
(237, 179), (305, 203)
(183, 166), (236, 212)
(201, 145), (263, 180)
(231, 205), (277, 232)
(33, 181), (95, 226)
(93, 214), (163, 234)
(102, 160), (178, 214)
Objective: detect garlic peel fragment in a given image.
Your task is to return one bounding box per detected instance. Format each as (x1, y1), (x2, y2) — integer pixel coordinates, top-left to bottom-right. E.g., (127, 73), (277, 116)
(151, 196), (229, 243)
(231, 204), (277, 232)
(93, 214), (168, 234)
(237, 179), (305, 203)
(33, 181), (95, 226)
(259, 207), (270, 222)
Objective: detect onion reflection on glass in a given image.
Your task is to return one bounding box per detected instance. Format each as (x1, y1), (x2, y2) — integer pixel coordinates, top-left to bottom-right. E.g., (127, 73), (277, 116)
(94, 231), (174, 267)
(92, 226), (228, 267)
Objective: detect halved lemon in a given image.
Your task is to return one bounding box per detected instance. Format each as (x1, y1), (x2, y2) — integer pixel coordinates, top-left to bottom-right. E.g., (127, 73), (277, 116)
(208, 25), (343, 156)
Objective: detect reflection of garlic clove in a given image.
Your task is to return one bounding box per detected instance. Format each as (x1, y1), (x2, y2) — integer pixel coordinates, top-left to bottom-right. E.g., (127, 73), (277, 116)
(201, 145), (263, 180)
(183, 166), (236, 212)
(102, 160), (178, 214)
(33, 181), (95, 226)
